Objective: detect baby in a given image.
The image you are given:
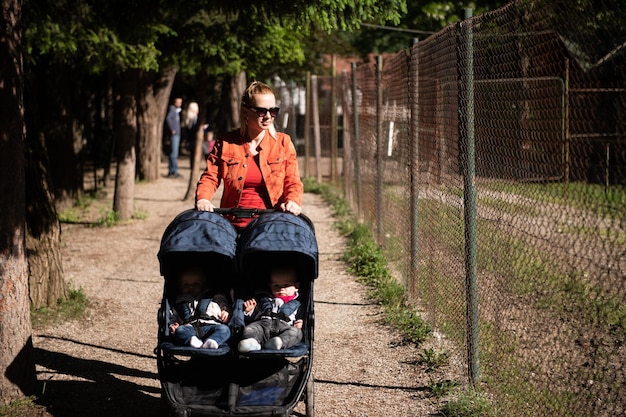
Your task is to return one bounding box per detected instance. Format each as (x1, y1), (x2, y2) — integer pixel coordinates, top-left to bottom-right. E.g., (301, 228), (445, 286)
(169, 268), (231, 349)
(238, 266), (303, 352)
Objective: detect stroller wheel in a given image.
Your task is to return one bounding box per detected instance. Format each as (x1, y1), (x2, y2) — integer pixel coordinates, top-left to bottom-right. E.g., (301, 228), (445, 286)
(305, 372), (315, 417)
(159, 387), (173, 417)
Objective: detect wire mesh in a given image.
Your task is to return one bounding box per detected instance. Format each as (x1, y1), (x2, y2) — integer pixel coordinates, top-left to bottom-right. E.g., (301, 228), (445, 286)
(325, 0), (625, 415)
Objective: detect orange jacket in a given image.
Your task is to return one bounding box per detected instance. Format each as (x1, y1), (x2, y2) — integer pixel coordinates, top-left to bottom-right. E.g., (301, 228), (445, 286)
(195, 130), (303, 209)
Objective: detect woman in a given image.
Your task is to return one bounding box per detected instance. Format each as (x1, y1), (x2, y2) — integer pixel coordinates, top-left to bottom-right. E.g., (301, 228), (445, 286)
(195, 81), (303, 229)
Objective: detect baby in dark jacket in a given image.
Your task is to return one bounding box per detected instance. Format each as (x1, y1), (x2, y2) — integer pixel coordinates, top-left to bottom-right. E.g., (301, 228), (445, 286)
(238, 266), (303, 352)
(169, 268), (231, 349)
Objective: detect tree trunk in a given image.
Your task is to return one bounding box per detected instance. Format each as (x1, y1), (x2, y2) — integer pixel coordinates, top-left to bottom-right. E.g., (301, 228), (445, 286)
(113, 70), (138, 220)
(136, 68), (176, 181)
(100, 76), (116, 188)
(24, 107), (67, 308)
(136, 72), (159, 181)
(23, 50), (67, 309)
(184, 71), (208, 201)
(154, 67), (176, 169)
(40, 62), (85, 211)
(229, 71), (246, 131)
(0, 0), (38, 402)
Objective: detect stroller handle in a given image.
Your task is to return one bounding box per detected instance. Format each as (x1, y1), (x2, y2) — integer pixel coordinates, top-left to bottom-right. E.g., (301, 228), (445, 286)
(213, 207), (276, 218)
(212, 208), (315, 233)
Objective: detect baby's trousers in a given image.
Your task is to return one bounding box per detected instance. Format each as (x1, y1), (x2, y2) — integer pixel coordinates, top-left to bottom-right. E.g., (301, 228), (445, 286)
(172, 323), (230, 346)
(243, 318), (302, 349)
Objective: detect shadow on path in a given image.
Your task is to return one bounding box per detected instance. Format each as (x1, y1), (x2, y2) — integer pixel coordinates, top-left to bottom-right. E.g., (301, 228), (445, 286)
(34, 343), (161, 417)
(314, 378), (430, 393)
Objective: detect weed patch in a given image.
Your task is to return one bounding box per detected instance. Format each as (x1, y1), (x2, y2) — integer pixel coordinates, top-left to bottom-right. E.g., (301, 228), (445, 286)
(305, 180), (431, 345)
(31, 286), (89, 330)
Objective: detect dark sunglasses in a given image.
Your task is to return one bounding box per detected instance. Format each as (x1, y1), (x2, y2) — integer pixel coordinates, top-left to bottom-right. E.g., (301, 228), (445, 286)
(245, 105), (280, 118)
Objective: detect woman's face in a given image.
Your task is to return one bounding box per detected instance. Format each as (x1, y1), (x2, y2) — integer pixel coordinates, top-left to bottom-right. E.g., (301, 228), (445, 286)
(246, 93), (277, 135)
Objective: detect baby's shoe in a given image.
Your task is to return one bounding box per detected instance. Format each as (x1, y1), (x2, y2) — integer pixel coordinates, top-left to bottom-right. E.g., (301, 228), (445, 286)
(263, 337), (283, 350)
(190, 336), (203, 348)
(201, 339), (219, 349)
(238, 338), (261, 353)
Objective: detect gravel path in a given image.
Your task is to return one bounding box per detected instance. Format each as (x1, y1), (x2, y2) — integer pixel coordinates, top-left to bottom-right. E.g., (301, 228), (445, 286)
(33, 162), (448, 417)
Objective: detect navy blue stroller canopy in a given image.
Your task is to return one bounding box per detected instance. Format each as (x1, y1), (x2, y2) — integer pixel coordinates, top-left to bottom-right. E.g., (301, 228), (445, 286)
(237, 212), (318, 281)
(157, 209), (238, 279)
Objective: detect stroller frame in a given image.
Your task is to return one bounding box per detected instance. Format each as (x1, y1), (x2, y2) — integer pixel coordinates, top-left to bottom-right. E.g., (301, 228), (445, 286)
(156, 209), (317, 417)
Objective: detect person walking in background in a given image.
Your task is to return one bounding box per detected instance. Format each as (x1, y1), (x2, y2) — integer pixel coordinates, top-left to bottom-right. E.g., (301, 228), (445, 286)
(165, 97), (183, 178)
(195, 81), (303, 230)
(182, 101), (199, 154)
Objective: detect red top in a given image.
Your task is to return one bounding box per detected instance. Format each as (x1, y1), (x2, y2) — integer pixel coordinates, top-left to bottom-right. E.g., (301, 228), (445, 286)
(230, 156), (268, 228)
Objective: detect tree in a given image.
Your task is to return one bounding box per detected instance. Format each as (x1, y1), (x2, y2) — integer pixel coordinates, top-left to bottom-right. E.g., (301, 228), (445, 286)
(22, 0), (410, 221)
(0, 0), (38, 402)
(348, 0), (505, 56)
(24, 93), (67, 309)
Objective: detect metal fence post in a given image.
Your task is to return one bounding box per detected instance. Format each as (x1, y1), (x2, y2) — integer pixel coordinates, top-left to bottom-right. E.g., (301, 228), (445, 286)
(351, 62), (363, 220)
(330, 54), (338, 182)
(304, 72), (311, 178)
(376, 55), (384, 245)
(410, 39), (420, 296)
(311, 75), (322, 183)
(458, 8), (480, 386)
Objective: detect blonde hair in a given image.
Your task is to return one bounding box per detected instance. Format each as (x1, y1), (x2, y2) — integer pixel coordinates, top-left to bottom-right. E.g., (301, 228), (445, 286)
(182, 102), (199, 129)
(240, 81), (277, 138)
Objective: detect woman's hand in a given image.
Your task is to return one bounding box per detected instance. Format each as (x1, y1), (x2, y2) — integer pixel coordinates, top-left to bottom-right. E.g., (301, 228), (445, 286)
(280, 201), (301, 216)
(196, 199), (215, 211)
(169, 323), (180, 333)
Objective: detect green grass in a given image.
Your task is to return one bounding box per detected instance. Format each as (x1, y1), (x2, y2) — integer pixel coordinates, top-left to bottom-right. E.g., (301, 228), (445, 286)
(58, 189), (148, 227)
(417, 192), (626, 341)
(481, 181), (626, 219)
(0, 396), (47, 417)
(304, 178), (432, 345)
(31, 286), (89, 330)
(418, 188), (625, 415)
(429, 378), (460, 397)
(419, 347), (450, 372)
(438, 390), (493, 417)
(307, 178), (626, 416)
(477, 194), (542, 218)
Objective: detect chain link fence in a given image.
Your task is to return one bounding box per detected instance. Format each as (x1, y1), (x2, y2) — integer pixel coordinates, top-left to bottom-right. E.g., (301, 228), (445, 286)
(298, 0), (625, 415)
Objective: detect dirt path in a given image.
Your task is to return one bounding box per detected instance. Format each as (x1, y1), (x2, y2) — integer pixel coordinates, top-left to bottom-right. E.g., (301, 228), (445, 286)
(33, 161), (446, 416)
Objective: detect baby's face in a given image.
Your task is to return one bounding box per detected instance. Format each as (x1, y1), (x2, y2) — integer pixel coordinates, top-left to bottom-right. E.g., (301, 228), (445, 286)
(179, 273), (204, 297)
(270, 269), (298, 297)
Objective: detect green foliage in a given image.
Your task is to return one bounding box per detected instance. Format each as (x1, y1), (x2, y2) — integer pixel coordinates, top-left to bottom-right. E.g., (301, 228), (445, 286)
(0, 396), (47, 417)
(133, 209), (148, 220)
(58, 191), (147, 227)
(438, 390), (493, 417)
(23, 0), (172, 72)
(58, 193), (100, 224)
(298, 0), (407, 31)
(386, 304), (432, 344)
(24, 0), (408, 79)
(308, 179), (431, 345)
(347, 0), (506, 57)
(419, 347), (450, 371)
(344, 232), (391, 280)
(429, 378), (460, 397)
(97, 210), (120, 227)
(31, 286), (89, 330)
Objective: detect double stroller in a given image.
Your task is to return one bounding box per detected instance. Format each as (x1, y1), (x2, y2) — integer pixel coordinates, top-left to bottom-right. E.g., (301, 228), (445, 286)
(156, 209), (318, 417)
